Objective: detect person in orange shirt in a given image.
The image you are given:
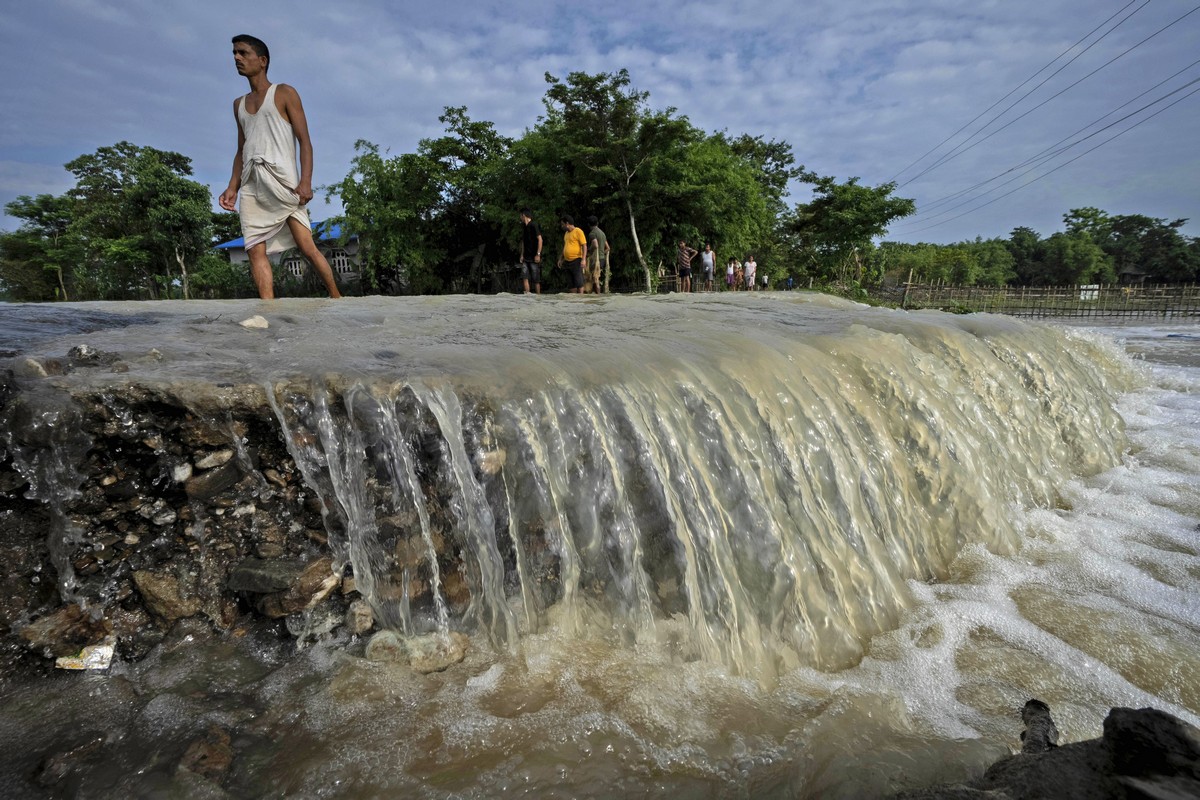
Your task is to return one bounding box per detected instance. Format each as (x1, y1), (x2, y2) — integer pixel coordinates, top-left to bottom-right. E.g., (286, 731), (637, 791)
(557, 215), (588, 294)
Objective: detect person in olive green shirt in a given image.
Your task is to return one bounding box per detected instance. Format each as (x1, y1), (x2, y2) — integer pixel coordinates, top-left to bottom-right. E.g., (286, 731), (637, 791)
(585, 216), (610, 294)
(557, 215), (587, 294)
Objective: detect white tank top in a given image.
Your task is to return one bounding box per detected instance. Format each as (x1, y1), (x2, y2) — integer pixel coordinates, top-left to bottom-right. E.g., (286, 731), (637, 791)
(238, 84), (298, 186)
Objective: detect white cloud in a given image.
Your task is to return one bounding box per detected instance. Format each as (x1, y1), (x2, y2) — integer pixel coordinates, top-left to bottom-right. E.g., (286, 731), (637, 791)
(1, 0), (1197, 241)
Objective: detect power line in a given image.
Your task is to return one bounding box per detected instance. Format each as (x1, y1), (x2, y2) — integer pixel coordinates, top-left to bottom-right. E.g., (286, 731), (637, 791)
(900, 3), (1200, 188)
(888, 0), (1144, 185)
(899, 59), (1200, 222)
(892, 77), (1200, 229)
(892, 84), (1200, 237)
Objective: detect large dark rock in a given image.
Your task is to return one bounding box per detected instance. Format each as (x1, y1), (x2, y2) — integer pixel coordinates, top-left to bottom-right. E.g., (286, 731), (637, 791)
(896, 703), (1200, 800)
(227, 558), (307, 593)
(1105, 707), (1200, 790)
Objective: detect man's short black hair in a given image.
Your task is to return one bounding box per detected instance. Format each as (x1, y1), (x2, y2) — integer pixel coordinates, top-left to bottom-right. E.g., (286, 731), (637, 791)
(587, 216), (598, 227)
(560, 214), (574, 225)
(520, 207), (532, 217)
(232, 34), (270, 72)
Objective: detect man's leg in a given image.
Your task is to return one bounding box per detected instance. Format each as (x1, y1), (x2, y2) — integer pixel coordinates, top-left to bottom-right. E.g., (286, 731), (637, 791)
(287, 218), (343, 298)
(247, 243), (275, 300)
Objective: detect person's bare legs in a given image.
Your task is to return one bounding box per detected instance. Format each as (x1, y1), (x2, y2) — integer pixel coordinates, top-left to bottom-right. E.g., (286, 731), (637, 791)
(247, 243), (275, 299)
(288, 218), (343, 298)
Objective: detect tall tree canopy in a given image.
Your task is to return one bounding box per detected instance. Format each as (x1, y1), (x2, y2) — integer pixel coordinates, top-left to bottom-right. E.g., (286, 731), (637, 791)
(64, 141), (213, 299)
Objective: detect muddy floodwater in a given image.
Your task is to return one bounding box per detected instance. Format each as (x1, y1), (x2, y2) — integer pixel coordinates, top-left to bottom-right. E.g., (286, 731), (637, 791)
(0, 294), (1196, 798)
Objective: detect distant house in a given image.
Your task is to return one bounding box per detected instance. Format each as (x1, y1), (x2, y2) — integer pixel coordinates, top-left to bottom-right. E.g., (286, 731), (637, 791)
(215, 220), (360, 284)
(1117, 264), (1148, 286)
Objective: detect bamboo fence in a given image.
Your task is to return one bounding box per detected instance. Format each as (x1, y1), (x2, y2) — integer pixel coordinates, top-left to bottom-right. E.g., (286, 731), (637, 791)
(891, 282), (1200, 318)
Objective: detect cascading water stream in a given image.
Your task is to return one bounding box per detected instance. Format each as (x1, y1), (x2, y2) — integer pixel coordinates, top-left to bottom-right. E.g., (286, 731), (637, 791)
(181, 297), (1134, 680)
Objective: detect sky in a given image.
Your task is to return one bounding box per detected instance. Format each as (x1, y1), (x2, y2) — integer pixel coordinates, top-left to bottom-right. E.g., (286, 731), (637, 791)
(1, 0), (1197, 245)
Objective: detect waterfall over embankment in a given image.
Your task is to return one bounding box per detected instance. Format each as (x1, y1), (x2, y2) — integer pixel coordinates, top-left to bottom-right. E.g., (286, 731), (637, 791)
(0, 293), (1135, 681)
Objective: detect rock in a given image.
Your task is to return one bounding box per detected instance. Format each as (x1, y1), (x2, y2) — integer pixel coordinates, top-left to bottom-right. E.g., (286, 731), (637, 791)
(239, 315), (269, 330)
(441, 569), (471, 610)
(195, 449), (235, 470)
(1104, 706), (1200, 783)
(286, 603), (345, 643)
(347, 599), (375, 635)
(19, 603), (112, 657)
(254, 556), (339, 619)
(21, 358), (49, 378)
(254, 542), (286, 558)
(36, 735), (106, 787)
(364, 630), (468, 673)
(407, 631), (469, 673)
(133, 569), (201, 621)
(68, 344), (119, 367)
(897, 704), (1200, 800)
(184, 461), (240, 500)
(1020, 699), (1058, 754)
(172, 462), (194, 483)
(55, 640), (115, 670)
(228, 558), (307, 593)
(365, 630), (406, 662)
(178, 724), (233, 782)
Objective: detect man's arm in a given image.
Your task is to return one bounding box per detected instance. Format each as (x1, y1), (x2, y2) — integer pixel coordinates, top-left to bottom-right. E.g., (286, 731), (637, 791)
(536, 233), (543, 262)
(276, 84), (315, 204)
(218, 99), (245, 211)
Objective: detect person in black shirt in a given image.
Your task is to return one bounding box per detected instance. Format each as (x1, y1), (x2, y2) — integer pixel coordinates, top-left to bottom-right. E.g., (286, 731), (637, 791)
(518, 208), (543, 294)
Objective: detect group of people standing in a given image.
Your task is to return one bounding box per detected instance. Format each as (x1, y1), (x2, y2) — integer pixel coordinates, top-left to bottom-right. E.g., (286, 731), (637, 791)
(518, 209), (610, 295)
(678, 242), (764, 292)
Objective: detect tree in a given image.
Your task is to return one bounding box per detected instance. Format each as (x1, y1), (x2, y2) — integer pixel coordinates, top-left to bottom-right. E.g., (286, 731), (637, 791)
(540, 69), (700, 291)
(1107, 214), (1197, 283)
(967, 238), (1016, 286)
(1064, 207), (1197, 283)
(1038, 232), (1113, 285)
(0, 194), (82, 301)
(329, 140), (447, 294)
(792, 174), (916, 284)
(1005, 226), (1044, 285)
(211, 211), (242, 248)
(420, 107), (512, 292)
(126, 159), (213, 299)
(64, 142), (213, 299)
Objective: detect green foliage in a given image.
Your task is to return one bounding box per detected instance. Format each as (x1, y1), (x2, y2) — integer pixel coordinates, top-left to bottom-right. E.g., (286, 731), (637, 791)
(792, 174), (916, 283)
(211, 211), (242, 247)
(1038, 231), (1114, 285)
(0, 194), (82, 301)
(191, 251), (254, 298)
(328, 140), (450, 294)
(1064, 207), (1198, 283)
(537, 69), (700, 290)
(62, 141), (215, 299)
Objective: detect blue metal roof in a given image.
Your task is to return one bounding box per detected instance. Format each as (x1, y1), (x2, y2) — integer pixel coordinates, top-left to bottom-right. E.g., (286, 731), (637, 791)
(214, 220), (352, 250)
